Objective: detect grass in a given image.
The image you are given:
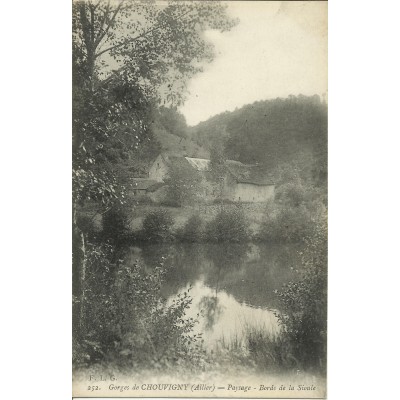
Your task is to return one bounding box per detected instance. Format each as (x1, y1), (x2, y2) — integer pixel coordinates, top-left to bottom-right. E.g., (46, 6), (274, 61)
(214, 320), (301, 373)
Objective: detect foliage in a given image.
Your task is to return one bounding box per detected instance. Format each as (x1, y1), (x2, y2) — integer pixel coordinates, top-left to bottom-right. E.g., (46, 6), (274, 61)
(226, 95), (327, 170)
(152, 106), (188, 138)
(141, 209), (174, 242)
(73, 0), (237, 102)
(73, 243), (205, 369)
(209, 142), (227, 180)
(76, 213), (98, 240)
(275, 219), (327, 371)
(73, 241), (118, 365)
(179, 215), (204, 242)
(246, 328), (297, 371)
(73, 167), (128, 208)
(188, 110), (231, 149)
(275, 181), (307, 208)
(158, 198), (182, 208)
(73, 0), (237, 211)
(260, 204), (313, 243)
(208, 142), (228, 198)
(206, 242), (250, 270)
(132, 194), (154, 205)
(189, 95), (327, 186)
(72, 0), (237, 372)
(164, 164), (203, 206)
(238, 221), (327, 373)
(259, 177), (326, 243)
(206, 207), (249, 242)
(101, 205), (131, 244)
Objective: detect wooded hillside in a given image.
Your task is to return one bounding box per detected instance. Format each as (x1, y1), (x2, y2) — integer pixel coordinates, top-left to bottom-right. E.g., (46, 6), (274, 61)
(189, 95), (327, 185)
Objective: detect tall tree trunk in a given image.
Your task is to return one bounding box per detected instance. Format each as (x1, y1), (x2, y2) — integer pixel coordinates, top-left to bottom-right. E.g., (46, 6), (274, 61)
(72, 204), (87, 338)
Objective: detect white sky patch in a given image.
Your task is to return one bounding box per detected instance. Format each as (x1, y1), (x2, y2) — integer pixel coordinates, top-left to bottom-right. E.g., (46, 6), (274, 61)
(180, 1), (327, 126)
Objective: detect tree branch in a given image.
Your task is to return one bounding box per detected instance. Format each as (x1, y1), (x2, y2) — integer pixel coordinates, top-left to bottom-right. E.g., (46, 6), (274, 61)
(94, 0), (110, 47)
(89, 4), (95, 46)
(79, 3), (92, 52)
(95, 8), (193, 58)
(94, 65), (128, 90)
(91, 0), (101, 11)
(92, 6), (195, 91)
(94, 0), (125, 51)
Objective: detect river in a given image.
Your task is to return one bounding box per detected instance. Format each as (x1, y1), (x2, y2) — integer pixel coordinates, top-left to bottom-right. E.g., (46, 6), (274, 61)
(124, 243), (302, 351)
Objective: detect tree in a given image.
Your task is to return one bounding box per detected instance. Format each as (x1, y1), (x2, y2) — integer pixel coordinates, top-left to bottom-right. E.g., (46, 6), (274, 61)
(153, 106), (188, 138)
(276, 218), (327, 369)
(206, 208), (249, 243)
(209, 142), (227, 198)
(73, 0), (237, 207)
(142, 209), (174, 242)
(164, 164), (203, 206)
(72, 0), (237, 334)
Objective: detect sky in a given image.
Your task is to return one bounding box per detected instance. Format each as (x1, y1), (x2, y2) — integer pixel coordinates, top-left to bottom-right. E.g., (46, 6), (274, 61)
(179, 1), (328, 126)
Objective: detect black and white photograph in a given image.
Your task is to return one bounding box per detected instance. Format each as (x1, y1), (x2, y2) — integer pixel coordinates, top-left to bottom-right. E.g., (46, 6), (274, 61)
(72, 1), (328, 397)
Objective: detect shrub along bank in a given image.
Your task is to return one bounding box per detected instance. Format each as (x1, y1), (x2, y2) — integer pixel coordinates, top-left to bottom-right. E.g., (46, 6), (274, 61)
(73, 241), (208, 371)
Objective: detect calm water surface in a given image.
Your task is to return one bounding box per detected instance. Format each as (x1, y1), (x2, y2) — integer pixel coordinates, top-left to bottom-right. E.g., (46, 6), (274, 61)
(126, 243), (301, 350)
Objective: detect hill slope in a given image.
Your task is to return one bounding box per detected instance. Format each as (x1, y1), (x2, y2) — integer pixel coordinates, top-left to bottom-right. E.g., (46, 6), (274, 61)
(188, 95), (327, 185)
(153, 127), (209, 158)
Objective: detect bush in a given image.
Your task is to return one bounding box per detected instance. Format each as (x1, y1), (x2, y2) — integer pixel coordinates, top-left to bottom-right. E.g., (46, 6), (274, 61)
(276, 220), (327, 371)
(159, 197), (181, 207)
(75, 213), (97, 239)
(206, 242), (250, 270)
(102, 205), (131, 244)
(72, 242), (119, 365)
(179, 215), (204, 242)
(142, 209), (174, 242)
(164, 164), (203, 206)
(275, 181), (306, 207)
(243, 222), (327, 373)
(260, 205), (313, 243)
(246, 327), (298, 371)
(133, 194), (154, 205)
(73, 242), (205, 369)
(206, 208), (248, 242)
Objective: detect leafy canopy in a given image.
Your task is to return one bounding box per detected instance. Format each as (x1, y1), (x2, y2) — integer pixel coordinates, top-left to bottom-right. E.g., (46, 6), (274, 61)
(72, 0), (237, 208)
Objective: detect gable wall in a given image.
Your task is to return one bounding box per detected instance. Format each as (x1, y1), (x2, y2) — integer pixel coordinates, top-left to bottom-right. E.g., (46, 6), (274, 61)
(148, 155), (169, 182)
(230, 183), (275, 202)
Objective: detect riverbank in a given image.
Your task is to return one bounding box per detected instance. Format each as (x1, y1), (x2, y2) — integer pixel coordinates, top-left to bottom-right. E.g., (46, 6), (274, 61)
(78, 201), (323, 247)
(79, 202), (268, 237)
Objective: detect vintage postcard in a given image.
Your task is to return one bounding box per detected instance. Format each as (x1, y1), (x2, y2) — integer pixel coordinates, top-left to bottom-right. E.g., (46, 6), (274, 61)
(72, 0), (327, 398)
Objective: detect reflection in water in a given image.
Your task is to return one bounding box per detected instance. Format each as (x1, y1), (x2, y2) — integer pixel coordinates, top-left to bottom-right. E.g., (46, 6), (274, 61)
(127, 243), (301, 351)
(206, 243), (251, 271)
(178, 281), (280, 351)
(199, 295), (223, 331)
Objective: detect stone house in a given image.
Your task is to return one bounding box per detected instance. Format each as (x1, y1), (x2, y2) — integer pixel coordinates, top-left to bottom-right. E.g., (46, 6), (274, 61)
(221, 161), (275, 202)
(148, 153), (275, 203)
(148, 154), (171, 182)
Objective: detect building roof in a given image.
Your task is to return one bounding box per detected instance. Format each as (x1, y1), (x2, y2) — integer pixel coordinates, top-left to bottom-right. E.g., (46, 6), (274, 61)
(161, 154), (194, 172)
(155, 153), (274, 185)
(184, 157), (211, 171)
(226, 163), (275, 186)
